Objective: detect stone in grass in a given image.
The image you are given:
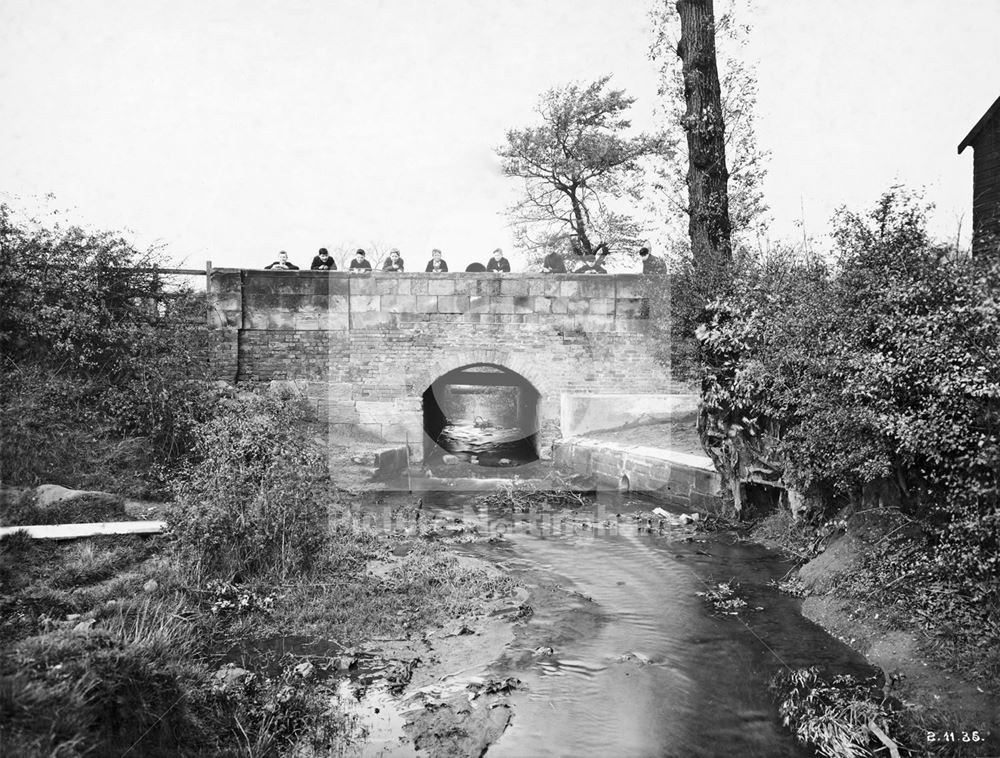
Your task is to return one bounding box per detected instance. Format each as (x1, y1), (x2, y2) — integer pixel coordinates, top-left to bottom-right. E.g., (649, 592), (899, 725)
(213, 664), (251, 691)
(143, 579), (159, 593)
(442, 454), (460, 465)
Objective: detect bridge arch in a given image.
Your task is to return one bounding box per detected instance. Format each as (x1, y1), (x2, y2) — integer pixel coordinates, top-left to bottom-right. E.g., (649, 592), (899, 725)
(421, 362), (541, 465)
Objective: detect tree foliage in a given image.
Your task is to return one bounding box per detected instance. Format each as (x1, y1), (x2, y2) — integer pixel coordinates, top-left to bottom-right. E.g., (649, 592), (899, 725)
(649, 0), (768, 251)
(497, 75), (664, 261)
(696, 189), (1000, 590)
(0, 203), (209, 494)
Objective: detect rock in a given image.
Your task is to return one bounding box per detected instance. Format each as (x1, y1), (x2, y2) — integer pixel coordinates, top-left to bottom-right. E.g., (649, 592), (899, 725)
(443, 622), (475, 638)
(532, 646), (554, 657)
(213, 664), (251, 690)
(143, 579), (159, 593)
(35, 484), (110, 507)
(498, 458), (512, 466)
(441, 454), (460, 465)
(66, 613), (81, 621)
(652, 507), (670, 518)
(73, 619), (96, 634)
(293, 661), (315, 679)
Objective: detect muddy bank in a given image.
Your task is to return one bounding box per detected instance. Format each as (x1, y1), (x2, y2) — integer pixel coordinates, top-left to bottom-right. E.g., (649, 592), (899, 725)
(753, 517), (999, 753)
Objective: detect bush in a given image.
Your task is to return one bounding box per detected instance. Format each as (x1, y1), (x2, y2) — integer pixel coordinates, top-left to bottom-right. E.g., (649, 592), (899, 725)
(695, 189), (1000, 592)
(0, 203), (211, 496)
(170, 392), (333, 585)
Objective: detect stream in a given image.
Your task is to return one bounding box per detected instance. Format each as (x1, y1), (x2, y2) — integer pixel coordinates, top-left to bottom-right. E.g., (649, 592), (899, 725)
(358, 489), (876, 757)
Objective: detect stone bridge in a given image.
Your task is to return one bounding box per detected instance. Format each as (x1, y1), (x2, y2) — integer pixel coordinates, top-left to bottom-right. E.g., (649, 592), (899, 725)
(207, 270), (679, 462)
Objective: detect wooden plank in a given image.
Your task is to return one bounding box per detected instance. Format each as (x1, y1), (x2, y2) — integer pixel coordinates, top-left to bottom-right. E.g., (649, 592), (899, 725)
(0, 520), (166, 540)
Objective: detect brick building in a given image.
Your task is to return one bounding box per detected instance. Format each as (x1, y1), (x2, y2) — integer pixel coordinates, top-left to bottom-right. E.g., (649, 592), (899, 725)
(958, 94), (1000, 257)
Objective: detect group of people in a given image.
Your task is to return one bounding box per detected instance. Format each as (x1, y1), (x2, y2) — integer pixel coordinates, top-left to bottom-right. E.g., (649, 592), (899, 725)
(264, 244), (665, 275)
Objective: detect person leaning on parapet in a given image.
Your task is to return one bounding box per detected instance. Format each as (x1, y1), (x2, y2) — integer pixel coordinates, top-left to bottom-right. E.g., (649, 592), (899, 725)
(486, 248), (510, 273)
(264, 251), (299, 270)
(310, 247), (337, 271)
(638, 246), (665, 275)
(574, 254), (607, 274)
(382, 248), (405, 272)
(425, 249), (448, 272)
(348, 249), (372, 273)
(541, 248), (567, 273)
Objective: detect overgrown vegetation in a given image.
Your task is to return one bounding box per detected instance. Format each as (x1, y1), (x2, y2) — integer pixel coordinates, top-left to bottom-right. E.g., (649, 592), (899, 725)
(669, 190), (1000, 684)
(771, 667), (904, 758)
(0, 203), (210, 497)
(169, 392), (332, 585)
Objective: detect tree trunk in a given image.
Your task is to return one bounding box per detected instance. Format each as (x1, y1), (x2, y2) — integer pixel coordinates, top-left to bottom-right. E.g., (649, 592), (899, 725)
(676, 0), (732, 268)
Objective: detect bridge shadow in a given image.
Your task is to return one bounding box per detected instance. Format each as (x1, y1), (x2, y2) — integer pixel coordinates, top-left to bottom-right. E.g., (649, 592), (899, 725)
(422, 363), (540, 469)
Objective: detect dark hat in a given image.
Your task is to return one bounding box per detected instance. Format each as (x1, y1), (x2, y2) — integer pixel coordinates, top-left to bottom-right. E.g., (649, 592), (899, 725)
(355, 249), (366, 256)
(638, 247), (650, 256)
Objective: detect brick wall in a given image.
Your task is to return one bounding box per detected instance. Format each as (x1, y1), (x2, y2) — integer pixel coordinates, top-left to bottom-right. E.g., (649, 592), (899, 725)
(207, 270), (678, 460)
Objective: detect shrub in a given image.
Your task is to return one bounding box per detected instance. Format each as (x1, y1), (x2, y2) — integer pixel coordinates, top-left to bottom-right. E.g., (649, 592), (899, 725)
(695, 189), (1000, 592)
(170, 392), (333, 585)
(0, 203), (211, 496)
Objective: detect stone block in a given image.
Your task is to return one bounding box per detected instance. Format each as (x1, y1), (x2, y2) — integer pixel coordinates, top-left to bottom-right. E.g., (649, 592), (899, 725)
(381, 295), (417, 313)
(616, 298), (646, 319)
(475, 278), (501, 296)
(293, 313), (328, 330)
(410, 277), (430, 295)
(615, 275), (647, 299)
(329, 276), (351, 298)
(500, 278), (530, 297)
(416, 295), (438, 312)
(513, 295), (533, 314)
(427, 278), (456, 295)
(550, 297), (569, 314)
(350, 311), (394, 328)
(469, 295), (490, 313)
(589, 298), (615, 316)
(560, 280), (580, 298)
(490, 296), (516, 314)
(349, 276), (378, 295)
(350, 295), (381, 312)
(528, 277), (562, 296)
(374, 276), (404, 294)
(438, 295), (470, 313)
(533, 296), (552, 314)
(579, 277), (614, 298)
(329, 295), (350, 312)
(567, 298), (590, 315)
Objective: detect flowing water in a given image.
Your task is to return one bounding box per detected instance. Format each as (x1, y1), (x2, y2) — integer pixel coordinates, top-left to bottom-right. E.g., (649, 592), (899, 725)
(410, 490), (875, 757)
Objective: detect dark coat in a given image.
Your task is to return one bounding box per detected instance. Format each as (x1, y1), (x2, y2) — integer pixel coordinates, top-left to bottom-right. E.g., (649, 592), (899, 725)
(486, 257), (511, 273)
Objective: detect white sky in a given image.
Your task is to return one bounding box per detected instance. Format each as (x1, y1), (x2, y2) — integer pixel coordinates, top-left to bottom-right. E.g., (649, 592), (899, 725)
(2, 1), (997, 271)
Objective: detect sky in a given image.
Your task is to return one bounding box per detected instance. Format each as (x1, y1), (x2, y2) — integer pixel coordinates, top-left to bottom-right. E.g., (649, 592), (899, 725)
(2, 0), (998, 272)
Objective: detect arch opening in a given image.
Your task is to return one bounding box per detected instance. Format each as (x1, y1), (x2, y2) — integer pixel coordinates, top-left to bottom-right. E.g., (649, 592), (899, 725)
(422, 363), (540, 468)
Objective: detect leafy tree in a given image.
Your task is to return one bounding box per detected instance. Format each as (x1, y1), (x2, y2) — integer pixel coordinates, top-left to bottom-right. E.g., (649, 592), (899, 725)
(672, 0), (733, 268)
(649, 0), (768, 253)
(497, 75), (664, 262)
